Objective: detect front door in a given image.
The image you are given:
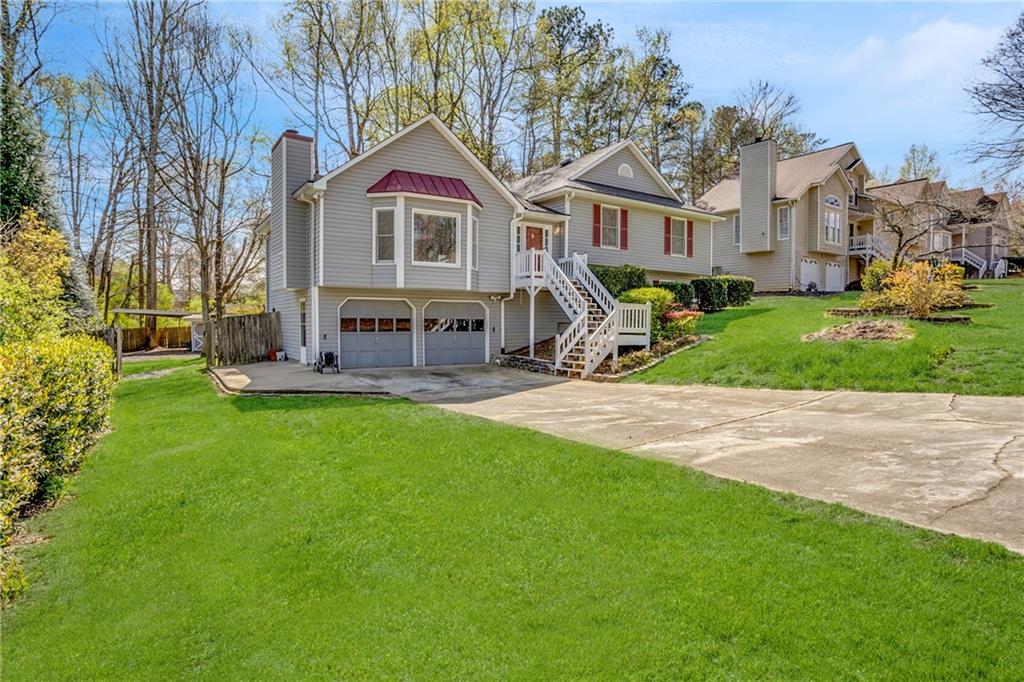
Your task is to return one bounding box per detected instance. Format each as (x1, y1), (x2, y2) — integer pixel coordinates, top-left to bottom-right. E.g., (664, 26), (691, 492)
(526, 226), (545, 251)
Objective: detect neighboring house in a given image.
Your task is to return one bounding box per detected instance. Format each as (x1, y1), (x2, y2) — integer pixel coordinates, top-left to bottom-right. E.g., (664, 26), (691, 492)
(699, 139), (1012, 291)
(697, 139), (867, 292)
(265, 114), (720, 376)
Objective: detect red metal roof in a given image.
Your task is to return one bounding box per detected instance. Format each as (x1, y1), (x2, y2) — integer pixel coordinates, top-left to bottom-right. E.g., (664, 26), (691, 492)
(367, 169), (482, 206)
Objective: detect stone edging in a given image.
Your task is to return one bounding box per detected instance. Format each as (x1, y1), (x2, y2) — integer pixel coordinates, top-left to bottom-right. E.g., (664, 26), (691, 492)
(588, 336), (709, 382)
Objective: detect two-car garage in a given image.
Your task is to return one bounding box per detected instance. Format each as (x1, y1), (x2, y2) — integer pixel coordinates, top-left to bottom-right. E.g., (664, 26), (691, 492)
(337, 298), (487, 369)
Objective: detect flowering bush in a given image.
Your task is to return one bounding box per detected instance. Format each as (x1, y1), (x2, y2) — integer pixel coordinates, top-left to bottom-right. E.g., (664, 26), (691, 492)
(663, 309), (703, 338)
(858, 261), (967, 317)
(861, 259), (893, 293)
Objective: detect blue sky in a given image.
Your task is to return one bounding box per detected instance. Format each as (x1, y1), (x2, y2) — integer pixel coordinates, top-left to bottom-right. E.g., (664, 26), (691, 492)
(47, 1), (1023, 185)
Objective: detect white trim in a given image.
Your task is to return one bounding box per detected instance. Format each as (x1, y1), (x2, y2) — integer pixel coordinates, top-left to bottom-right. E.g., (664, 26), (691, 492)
(337, 297), (417, 367)
(563, 193), (573, 259)
(422, 299), (490, 364)
(777, 205), (792, 241)
(317, 197), (324, 286)
(395, 196), (405, 287)
(617, 163), (634, 178)
(466, 204), (473, 290)
(312, 114), (522, 211)
(312, 287), (320, 359)
(298, 297), (308, 365)
(523, 224), (552, 253)
(528, 187), (722, 222)
(733, 214), (741, 246)
(668, 217), (687, 257)
(371, 206), (396, 265)
(599, 203), (621, 250)
(366, 191), (479, 208)
(470, 214), (480, 272)
(411, 208), (461, 268)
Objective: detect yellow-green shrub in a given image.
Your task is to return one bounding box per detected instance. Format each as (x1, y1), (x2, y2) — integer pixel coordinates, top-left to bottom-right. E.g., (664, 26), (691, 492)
(619, 287), (674, 319)
(860, 262), (968, 317)
(0, 336), (114, 546)
(862, 260), (893, 293)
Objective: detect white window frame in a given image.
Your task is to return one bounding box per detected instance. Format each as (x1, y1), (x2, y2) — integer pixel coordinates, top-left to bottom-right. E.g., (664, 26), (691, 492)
(299, 298), (307, 348)
(777, 206), (791, 241)
(669, 217), (686, 256)
(599, 204), (620, 250)
(824, 210), (842, 245)
(372, 206), (396, 264)
(733, 214), (741, 246)
(824, 194), (842, 208)
(471, 216), (479, 270)
(411, 208), (461, 268)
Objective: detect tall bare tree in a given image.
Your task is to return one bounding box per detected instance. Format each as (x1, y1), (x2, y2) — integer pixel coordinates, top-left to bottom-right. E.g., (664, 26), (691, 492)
(967, 12), (1024, 177)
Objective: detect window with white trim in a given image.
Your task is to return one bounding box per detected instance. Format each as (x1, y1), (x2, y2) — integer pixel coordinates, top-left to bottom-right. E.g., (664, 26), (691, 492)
(471, 216), (479, 270)
(412, 210), (460, 266)
(824, 194), (842, 208)
(825, 210), (842, 244)
(372, 207), (395, 263)
(670, 218), (686, 256)
(778, 206), (791, 240)
(733, 214), (741, 245)
(600, 206), (619, 249)
(299, 299), (307, 347)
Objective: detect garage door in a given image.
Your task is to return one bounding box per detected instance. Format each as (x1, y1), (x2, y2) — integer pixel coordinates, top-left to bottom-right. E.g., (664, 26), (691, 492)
(424, 302), (486, 366)
(339, 299), (413, 368)
(799, 258), (819, 292)
(825, 262), (843, 292)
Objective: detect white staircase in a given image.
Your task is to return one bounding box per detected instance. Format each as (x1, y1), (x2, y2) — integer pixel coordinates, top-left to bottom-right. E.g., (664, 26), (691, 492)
(948, 247), (988, 278)
(515, 250), (651, 377)
(849, 234), (893, 261)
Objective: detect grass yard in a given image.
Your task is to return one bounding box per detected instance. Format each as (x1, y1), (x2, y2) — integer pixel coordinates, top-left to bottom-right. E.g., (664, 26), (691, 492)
(121, 356), (205, 376)
(631, 279), (1024, 395)
(3, 364), (1023, 678)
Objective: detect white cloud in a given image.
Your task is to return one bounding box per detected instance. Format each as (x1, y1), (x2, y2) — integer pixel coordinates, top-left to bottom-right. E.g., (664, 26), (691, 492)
(832, 18), (1003, 91)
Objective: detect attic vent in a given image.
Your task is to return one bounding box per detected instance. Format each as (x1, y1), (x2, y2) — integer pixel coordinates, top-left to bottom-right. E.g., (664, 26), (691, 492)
(558, 157), (574, 167)
(617, 163), (634, 179)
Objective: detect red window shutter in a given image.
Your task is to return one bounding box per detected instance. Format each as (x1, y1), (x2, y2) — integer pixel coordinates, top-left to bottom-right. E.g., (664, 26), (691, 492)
(664, 216), (671, 254)
(620, 208), (628, 250)
(592, 204), (601, 246)
(686, 220), (694, 258)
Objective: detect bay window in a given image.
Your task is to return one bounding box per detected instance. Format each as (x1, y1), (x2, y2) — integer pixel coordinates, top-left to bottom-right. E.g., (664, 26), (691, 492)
(372, 207), (395, 263)
(412, 210), (460, 266)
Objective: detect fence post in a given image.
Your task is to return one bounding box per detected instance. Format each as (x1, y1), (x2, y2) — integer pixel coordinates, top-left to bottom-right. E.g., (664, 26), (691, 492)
(115, 326), (123, 378)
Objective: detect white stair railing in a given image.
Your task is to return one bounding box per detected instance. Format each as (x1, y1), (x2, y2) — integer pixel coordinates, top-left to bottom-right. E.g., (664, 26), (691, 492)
(570, 253), (615, 314)
(584, 309), (619, 375)
(994, 259), (1008, 279)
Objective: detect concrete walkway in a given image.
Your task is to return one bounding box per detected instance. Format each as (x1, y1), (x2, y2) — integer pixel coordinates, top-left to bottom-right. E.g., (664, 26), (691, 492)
(417, 381), (1024, 553)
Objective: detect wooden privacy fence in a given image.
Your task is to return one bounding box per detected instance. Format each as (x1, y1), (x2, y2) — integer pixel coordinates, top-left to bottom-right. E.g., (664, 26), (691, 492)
(119, 325), (192, 352)
(213, 312), (282, 365)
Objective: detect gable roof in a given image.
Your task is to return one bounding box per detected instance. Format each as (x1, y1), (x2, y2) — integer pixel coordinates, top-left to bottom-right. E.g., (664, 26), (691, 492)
(867, 177), (931, 205)
(307, 114), (523, 212)
(511, 140), (681, 203)
(367, 169), (482, 206)
(697, 142), (857, 213)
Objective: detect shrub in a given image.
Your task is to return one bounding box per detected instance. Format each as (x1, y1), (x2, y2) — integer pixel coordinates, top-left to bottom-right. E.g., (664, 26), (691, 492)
(716, 275), (755, 307)
(663, 310), (703, 338)
(691, 277), (729, 311)
(858, 262), (969, 317)
(616, 349), (653, 371)
(862, 260), (892, 293)
(618, 287), (675, 319)
(0, 336), (114, 555)
(655, 281), (695, 308)
(590, 264), (647, 297)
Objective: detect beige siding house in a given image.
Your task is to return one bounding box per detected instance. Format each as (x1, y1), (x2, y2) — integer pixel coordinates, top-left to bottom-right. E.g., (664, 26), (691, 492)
(265, 115), (720, 377)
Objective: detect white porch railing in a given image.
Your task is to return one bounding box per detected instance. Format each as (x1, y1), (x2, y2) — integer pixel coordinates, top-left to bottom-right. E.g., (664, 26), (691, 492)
(849, 234), (893, 259)
(619, 303), (652, 339)
(994, 258), (1008, 279)
(948, 247), (988, 276)
(571, 253), (616, 314)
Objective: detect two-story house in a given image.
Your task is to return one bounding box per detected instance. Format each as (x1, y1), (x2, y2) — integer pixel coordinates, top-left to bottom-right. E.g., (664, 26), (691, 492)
(697, 139), (869, 292)
(265, 115), (719, 377)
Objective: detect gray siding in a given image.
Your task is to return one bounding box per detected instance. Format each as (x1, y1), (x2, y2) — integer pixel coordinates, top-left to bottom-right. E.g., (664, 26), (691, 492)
(503, 289), (571, 352)
(578, 147), (670, 197)
(738, 141), (775, 253)
(320, 123), (516, 293)
(268, 286), (306, 361)
(269, 142), (285, 292)
(561, 199), (712, 277)
(283, 137), (313, 289)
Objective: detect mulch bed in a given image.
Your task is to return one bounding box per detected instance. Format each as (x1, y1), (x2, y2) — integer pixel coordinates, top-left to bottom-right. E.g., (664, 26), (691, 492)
(803, 320), (914, 343)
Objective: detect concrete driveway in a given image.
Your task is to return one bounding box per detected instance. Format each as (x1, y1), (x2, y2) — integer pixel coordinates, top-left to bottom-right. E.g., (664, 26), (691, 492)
(414, 380), (1024, 553)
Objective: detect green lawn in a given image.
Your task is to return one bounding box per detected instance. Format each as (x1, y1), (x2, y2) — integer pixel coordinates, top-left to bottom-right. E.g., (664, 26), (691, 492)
(4, 366), (1023, 678)
(631, 279), (1024, 395)
(122, 356), (204, 376)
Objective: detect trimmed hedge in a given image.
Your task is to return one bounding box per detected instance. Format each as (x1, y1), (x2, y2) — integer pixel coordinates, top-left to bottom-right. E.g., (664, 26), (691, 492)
(717, 275), (755, 307)
(618, 287), (675, 319)
(656, 281), (695, 308)
(1, 335), (114, 600)
(590, 264), (647, 297)
(691, 278), (729, 311)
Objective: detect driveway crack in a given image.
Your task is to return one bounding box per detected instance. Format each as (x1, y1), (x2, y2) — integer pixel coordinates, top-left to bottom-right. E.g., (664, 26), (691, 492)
(622, 391), (841, 452)
(932, 434), (1021, 520)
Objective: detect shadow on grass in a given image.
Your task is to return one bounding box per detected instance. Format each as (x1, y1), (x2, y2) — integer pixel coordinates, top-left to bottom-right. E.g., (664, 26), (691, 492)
(698, 306), (771, 335)
(226, 391), (404, 414)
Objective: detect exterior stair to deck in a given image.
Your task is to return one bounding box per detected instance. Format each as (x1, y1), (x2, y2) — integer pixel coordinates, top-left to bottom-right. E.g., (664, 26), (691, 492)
(514, 249), (651, 378)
